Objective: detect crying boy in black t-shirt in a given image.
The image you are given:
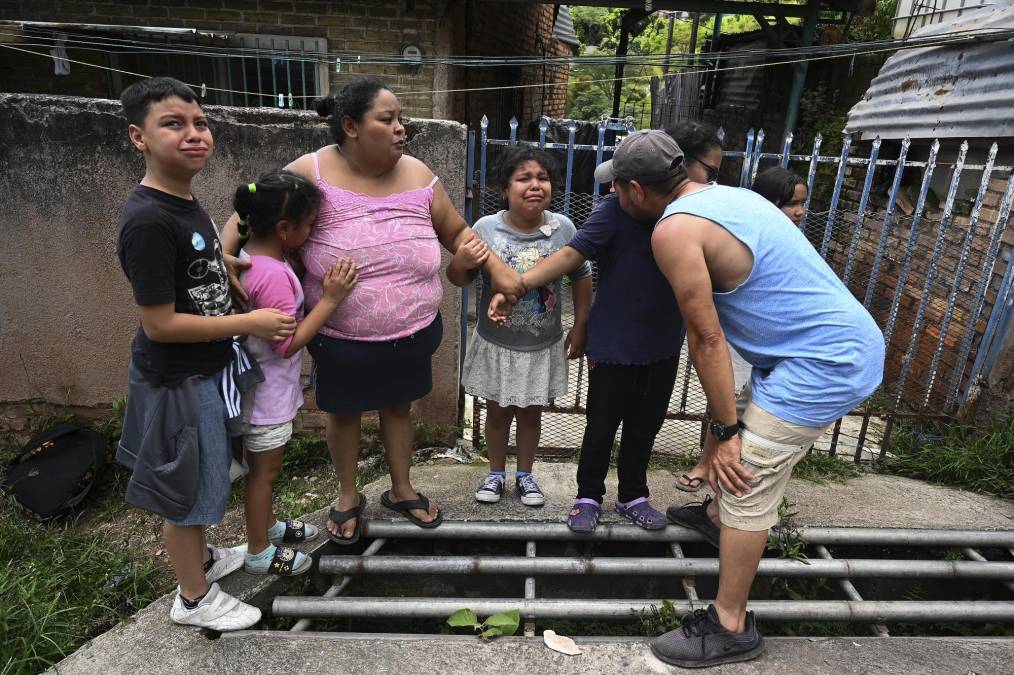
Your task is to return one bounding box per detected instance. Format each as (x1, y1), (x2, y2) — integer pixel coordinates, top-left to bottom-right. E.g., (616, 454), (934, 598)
(115, 77), (295, 631)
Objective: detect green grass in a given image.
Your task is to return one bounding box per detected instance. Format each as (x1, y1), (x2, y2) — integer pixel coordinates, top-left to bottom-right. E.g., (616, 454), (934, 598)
(648, 448), (863, 486)
(792, 451), (865, 484)
(882, 417), (1014, 498)
(0, 504), (169, 675)
(1, 406), (453, 674)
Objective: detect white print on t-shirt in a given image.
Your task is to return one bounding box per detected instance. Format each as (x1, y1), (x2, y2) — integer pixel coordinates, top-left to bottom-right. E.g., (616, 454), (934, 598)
(187, 235), (231, 317)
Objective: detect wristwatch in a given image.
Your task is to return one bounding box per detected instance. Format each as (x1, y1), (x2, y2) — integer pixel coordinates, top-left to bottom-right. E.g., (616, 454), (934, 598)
(709, 419), (740, 442)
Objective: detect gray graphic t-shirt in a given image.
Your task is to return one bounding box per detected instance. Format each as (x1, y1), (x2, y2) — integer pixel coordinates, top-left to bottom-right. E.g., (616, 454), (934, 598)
(474, 210), (592, 351)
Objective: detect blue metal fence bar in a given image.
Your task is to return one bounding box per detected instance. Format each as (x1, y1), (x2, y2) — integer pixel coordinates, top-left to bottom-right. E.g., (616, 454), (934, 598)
(538, 117), (548, 148)
(883, 140), (940, 351)
(894, 141), (968, 407)
(802, 133), (823, 229)
(958, 173), (1014, 408)
(820, 134), (853, 258)
(593, 120), (606, 208)
(864, 138), (911, 309)
(563, 121), (576, 217)
(716, 127), (726, 145)
(924, 143), (998, 410)
(748, 129), (766, 187)
(479, 116), (489, 209)
(739, 129), (755, 188)
(466, 131), (476, 226)
(779, 132), (793, 169)
(509, 116), (518, 144)
(842, 136), (882, 286)
(460, 130), (477, 378)
(949, 171), (1014, 408)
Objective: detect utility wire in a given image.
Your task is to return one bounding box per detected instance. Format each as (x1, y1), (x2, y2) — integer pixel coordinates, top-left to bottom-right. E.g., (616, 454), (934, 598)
(3, 25), (1010, 101)
(4, 23), (1012, 68)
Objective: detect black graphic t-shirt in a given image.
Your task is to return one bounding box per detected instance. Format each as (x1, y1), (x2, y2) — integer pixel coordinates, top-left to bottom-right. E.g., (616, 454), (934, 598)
(117, 184), (233, 385)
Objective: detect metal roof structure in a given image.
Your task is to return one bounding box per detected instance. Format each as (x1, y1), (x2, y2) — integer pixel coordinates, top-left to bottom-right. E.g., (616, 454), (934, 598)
(552, 5), (580, 48)
(845, 2), (1014, 140)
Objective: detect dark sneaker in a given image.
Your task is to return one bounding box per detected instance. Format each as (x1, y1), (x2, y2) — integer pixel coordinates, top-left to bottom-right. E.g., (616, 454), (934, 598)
(650, 605), (764, 668)
(475, 473), (505, 503)
(666, 496), (720, 549)
(516, 474), (545, 507)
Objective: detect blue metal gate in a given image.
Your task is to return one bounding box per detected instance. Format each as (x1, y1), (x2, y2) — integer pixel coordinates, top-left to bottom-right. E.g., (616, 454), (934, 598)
(461, 115), (1014, 461)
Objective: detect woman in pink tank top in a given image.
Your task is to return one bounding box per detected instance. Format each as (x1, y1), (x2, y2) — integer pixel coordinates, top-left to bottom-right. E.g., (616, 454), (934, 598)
(224, 78), (524, 540)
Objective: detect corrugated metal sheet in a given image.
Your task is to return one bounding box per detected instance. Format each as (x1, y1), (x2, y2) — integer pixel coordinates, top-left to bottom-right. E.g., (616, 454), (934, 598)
(552, 5), (580, 48)
(846, 3), (1014, 140)
(716, 38), (770, 112)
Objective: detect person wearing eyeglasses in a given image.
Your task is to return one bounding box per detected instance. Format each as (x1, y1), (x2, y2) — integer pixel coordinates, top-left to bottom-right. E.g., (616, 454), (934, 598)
(666, 121), (723, 185)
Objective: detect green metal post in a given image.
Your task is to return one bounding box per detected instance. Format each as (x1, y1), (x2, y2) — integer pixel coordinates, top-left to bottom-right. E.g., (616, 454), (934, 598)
(784, 0), (820, 139)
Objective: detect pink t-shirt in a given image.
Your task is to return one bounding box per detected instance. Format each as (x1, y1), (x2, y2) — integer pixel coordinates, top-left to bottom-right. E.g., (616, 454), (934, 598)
(239, 250), (305, 425)
(299, 151), (443, 342)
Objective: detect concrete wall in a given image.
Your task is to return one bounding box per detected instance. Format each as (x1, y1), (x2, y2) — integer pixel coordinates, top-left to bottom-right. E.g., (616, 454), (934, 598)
(0, 93), (465, 430)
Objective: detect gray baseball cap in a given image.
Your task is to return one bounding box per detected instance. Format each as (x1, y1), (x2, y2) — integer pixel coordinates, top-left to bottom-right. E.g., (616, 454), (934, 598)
(594, 129), (685, 184)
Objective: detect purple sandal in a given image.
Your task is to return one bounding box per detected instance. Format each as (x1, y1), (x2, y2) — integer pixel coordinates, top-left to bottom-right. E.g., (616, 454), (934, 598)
(566, 499), (601, 533)
(615, 497), (667, 530)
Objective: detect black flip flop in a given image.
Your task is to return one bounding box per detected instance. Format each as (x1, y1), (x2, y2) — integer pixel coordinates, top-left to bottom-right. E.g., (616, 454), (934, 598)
(380, 490), (443, 529)
(327, 492), (366, 545)
(675, 474), (706, 493)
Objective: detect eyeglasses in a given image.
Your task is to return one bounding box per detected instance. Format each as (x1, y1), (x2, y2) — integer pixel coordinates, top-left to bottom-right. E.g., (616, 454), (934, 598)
(692, 157), (720, 183)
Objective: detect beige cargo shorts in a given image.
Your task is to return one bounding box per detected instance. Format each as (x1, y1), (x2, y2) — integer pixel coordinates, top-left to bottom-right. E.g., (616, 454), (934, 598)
(718, 384), (831, 532)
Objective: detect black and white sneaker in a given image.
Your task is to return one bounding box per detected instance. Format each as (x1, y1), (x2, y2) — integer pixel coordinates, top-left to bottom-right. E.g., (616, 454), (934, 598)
(475, 473), (505, 503)
(516, 474), (545, 507)
(650, 605), (764, 668)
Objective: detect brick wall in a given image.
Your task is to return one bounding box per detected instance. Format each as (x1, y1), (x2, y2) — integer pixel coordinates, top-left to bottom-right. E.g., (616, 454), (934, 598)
(449, 1), (570, 137)
(0, 0), (448, 119)
(829, 167), (1013, 412)
(0, 1), (570, 128)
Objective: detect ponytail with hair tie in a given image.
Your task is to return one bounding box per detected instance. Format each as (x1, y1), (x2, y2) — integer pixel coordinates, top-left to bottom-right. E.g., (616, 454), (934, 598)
(232, 170), (321, 245)
(237, 215), (250, 242)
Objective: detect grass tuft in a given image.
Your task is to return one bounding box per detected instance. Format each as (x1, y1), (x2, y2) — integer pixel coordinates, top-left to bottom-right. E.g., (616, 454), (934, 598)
(882, 418), (1014, 498)
(791, 451), (865, 484)
(0, 503), (169, 675)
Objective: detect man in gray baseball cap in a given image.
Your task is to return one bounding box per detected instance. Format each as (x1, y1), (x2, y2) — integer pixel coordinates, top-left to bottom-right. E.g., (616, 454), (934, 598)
(594, 129), (687, 188)
(594, 130), (691, 226)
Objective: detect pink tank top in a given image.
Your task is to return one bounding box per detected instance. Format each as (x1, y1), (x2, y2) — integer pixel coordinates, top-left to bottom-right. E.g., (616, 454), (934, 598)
(300, 151), (443, 341)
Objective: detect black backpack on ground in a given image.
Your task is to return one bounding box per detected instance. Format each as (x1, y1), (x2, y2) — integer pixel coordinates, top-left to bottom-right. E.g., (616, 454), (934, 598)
(2, 422), (107, 520)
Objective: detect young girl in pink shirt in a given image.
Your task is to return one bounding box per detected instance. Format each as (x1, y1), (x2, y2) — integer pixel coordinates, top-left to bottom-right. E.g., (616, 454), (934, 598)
(234, 170), (357, 576)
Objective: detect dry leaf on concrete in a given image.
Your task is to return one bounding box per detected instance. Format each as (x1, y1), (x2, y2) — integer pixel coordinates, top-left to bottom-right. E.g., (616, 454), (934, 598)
(543, 629), (581, 656)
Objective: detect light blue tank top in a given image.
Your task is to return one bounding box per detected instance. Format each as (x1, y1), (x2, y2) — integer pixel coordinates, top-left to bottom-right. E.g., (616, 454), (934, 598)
(659, 184), (884, 427)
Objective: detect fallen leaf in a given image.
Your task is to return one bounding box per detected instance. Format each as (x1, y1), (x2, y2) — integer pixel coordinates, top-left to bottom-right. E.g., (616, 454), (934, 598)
(544, 629), (581, 656)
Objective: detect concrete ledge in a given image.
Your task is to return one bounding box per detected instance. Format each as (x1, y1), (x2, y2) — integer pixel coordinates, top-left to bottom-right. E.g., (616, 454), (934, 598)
(57, 631), (1014, 675)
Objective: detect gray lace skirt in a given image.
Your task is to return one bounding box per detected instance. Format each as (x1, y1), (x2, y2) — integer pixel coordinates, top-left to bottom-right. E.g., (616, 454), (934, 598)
(461, 330), (568, 408)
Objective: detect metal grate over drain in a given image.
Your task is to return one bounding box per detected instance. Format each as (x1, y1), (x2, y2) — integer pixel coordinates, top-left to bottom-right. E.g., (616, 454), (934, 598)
(274, 521), (1014, 638)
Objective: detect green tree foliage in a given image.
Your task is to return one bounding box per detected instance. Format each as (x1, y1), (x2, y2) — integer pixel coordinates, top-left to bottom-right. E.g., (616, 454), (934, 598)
(843, 0), (898, 42)
(565, 9), (765, 124)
